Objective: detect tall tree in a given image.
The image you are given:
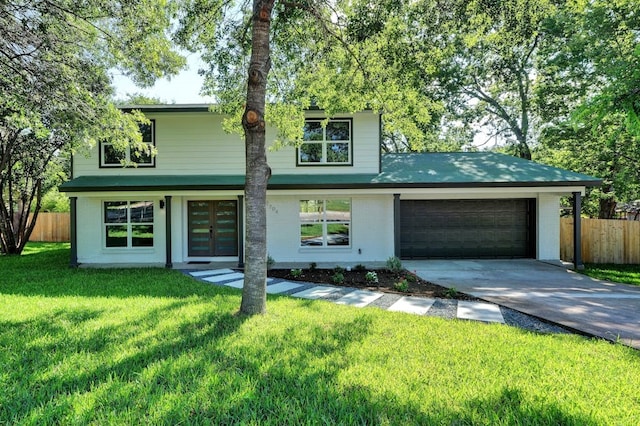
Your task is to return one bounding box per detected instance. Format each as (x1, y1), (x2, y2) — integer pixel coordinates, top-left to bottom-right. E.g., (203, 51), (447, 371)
(239, 0), (274, 314)
(437, 0), (555, 159)
(0, 0), (184, 254)
(334, 0), (556, 158)
(535, 0), (640, 217)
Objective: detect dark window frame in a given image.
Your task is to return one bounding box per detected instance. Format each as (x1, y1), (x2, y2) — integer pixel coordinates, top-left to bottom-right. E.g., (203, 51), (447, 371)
(99, 119), (156, 168)
(296, 118), (353, 166)
(103, 200), (155, 249)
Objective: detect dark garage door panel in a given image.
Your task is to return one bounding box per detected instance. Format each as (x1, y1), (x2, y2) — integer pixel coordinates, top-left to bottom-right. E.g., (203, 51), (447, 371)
(400, 199), (534, 259)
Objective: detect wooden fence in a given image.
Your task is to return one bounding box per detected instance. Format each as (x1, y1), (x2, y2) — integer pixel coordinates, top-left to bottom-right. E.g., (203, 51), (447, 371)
(560, 217), (640, 264)
(28, 212), (70, 242)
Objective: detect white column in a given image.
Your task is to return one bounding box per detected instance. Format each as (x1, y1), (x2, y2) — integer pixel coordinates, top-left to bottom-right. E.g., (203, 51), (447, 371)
(537, 194), (561, 260)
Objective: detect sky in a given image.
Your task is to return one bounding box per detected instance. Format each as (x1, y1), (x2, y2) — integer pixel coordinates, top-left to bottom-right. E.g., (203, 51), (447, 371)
(111, 54), (214, 104)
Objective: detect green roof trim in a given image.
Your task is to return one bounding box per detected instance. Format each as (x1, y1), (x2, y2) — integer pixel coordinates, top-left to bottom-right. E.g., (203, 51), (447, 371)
(120, 104), (213, 113)
(60, 152), (601, 192)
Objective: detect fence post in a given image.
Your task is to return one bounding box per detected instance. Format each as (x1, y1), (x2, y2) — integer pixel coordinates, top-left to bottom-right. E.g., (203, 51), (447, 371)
(573, 192), (584, 270)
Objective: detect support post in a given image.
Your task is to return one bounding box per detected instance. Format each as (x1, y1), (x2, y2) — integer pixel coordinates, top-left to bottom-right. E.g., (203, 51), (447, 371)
(393, 194), (401, 258)
(237, 195), (245, 268)
(164, 196), (172, 268)
(69, 196), (78, 267)
(572, 192), (584, 270)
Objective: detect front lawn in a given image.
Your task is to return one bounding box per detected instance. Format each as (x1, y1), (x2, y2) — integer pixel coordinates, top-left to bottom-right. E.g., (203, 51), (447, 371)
(583, 263), (640, 286)
(1, 243), (639, 424)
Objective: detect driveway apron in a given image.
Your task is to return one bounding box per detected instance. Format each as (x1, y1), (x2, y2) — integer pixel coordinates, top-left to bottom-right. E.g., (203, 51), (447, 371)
(404, 259), (640, 349)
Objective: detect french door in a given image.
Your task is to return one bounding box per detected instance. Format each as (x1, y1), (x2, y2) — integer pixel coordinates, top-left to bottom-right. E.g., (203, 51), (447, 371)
(188, 200), (238, 257)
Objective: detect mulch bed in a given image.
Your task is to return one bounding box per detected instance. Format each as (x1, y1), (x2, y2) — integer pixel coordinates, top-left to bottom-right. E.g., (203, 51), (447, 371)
(267, 268), (478, 300)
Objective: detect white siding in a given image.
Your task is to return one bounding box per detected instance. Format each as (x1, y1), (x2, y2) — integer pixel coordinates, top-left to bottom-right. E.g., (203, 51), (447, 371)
(73, 188), (566, 265)
(76, 197), (166, 265)
(74, 112), (245, 177)
(73, 111), (380, 177)
(266, 194), (394, 263)
(267, 111), (381, 174)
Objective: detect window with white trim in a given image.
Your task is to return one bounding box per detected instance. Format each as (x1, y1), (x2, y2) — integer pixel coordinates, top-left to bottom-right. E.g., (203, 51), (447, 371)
(298, 119), (351, 165)
(300, 199), (351, 247)
(104, 201), (154, 248)
(100, 120), (155, 167)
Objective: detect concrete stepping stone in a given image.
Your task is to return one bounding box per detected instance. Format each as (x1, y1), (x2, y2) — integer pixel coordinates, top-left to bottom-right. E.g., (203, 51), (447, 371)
(224, 279), (245, 289)
(336, 290), (384, 308)
(292, 286), (340, 300)
(202, 272), (245, 283)
(222, 277), (275, 289)
(388, 296), (436, 315)
(189, 268), (235, 277)
(267, 281), (304, 294)
(457, 301), (505, 323)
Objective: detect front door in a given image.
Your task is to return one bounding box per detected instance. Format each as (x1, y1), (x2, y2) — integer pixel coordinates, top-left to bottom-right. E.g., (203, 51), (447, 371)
(188, 200), (238, 257)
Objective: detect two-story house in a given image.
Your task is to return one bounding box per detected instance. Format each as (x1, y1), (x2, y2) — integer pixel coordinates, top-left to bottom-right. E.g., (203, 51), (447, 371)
(60, 104), (600, 267)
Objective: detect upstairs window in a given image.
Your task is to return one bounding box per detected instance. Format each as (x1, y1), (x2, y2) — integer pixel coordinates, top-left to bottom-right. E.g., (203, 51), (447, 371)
(100, 120), (155, 167)
(298, 119), (352, 165)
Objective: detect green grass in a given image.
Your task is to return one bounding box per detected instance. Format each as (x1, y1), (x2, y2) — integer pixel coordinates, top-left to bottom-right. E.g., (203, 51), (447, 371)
(583, 263), (640, 286)
(1, 243), (640, 424)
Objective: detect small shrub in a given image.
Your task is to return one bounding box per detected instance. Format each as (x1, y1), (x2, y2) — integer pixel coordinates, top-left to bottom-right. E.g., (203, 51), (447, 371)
(365, 271), (379, 284)
(393, 279), (409, 292)
(445, 287), (459, 298)
(332, 272), (345, 285)
(386, 256), (403, 273)
(334, 265), (345, 274)
(354, 264), (367, 272)
(290, 268), (303, 278)
(267, 255), (275, 270)
(405, 273), (417, 283)
(309, 262), (317, 271)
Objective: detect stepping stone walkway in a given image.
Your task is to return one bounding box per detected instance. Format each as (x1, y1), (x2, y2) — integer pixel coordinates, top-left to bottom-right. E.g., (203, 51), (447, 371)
(457, 301), (505, 324)
(187, 269), (505, 323)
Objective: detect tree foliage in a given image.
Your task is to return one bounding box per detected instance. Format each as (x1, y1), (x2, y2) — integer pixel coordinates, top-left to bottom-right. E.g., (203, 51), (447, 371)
(535, 0), (640, 217)
(0, 0), (184, 254)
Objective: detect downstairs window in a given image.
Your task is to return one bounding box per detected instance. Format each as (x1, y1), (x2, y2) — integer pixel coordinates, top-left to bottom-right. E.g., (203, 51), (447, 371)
(300, 199), (351, 247)
(104, 201), (154, 248)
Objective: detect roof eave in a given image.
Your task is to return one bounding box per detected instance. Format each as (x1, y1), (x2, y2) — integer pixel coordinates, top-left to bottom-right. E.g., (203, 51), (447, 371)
(60, 179), (601, 193)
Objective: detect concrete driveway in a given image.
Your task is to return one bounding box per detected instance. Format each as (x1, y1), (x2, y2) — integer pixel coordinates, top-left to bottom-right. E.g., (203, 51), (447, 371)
(404, 259), (640, 349)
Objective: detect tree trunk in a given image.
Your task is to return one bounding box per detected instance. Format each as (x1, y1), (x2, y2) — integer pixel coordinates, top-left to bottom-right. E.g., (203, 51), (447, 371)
(598, 197), (617, 219)
(240, 0), (275, 315)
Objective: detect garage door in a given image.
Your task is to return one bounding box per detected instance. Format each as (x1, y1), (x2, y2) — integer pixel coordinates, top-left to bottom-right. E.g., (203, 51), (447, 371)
(400, 199), (535, 259)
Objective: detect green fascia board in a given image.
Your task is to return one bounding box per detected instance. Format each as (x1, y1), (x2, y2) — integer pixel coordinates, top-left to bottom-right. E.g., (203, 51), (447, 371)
(60, 175), (246, 192)
(120, 104), (214, 113)
(118, 104), (373, 114)
(60, 152), (601, 192)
